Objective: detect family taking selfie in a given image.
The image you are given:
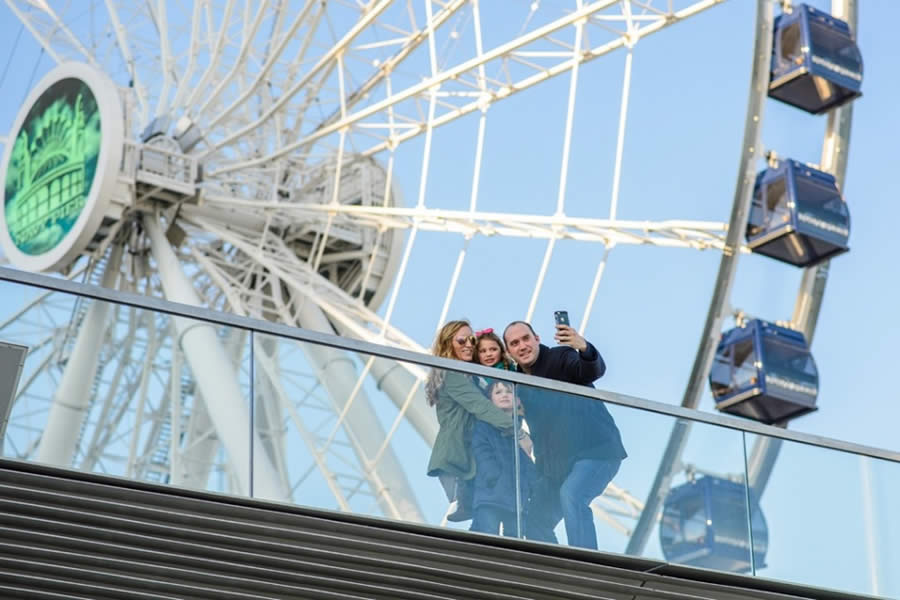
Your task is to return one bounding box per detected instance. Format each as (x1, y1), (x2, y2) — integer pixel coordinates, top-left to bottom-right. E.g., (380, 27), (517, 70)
(425, 316), (626, 550)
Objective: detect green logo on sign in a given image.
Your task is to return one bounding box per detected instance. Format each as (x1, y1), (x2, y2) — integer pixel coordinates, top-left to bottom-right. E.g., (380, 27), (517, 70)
(4, 78), (101, 256)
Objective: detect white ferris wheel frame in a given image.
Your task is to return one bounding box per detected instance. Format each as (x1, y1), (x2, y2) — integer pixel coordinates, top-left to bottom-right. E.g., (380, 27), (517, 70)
(4, 0), (850, 547)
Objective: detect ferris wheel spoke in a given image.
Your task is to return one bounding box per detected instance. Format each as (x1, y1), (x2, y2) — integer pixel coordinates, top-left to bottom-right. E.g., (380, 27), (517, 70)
(202, 0), (394, 160)
(6, 0), (99, 67)
(195, 197), (735, 251)
(133, 351), (176, 482)
(269, 278), (423, 521)
(35, 245), (124, 468)
(95, 1), (146, 123)
(579, 245), (613, 334)
(207, 0), (723, 176)
(79, 304), (145, 472)
(169, 325), (251, 488)
(254, 345), (354, 512)
(173, 393), (223, 488)
(150, 0), (175, 119)
(303, 0), (469, 149)
(211, 0), (330, 146)
(187, 215), (426, 352)
(159, 0), (202, 118)
(182, 1), (267, 119)
(251, 343), (291, 487)
(124, 308), (159, 478)
(193, 253), (426, 518)
(177, 0), (239, 114)
(590, 483), (646, 536)
(0, 290), (61, 332)
(198, 0), (467, 171)
(188, 224), (436, 449)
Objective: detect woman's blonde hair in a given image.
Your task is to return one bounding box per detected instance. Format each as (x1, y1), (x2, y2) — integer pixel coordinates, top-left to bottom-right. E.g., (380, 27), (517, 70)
(425, 319), (471, 406)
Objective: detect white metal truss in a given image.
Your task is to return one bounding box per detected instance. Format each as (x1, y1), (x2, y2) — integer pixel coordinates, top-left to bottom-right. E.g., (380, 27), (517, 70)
(191, 247), (427, 520)
(194, 198), (738, 250)
(203, 0), (727, 174)
(0, 0), (730, 541)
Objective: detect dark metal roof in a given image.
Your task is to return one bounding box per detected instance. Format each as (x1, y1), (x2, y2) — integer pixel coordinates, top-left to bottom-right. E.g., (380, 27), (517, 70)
(0, 458), (878, 600)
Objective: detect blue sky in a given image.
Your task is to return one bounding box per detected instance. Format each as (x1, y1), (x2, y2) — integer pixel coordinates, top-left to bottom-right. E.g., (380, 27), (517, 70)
(1, 1), (899, 594)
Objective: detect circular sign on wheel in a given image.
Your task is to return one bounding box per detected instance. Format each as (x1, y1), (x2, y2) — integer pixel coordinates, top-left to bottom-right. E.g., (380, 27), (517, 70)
(0, 62), (123, 273)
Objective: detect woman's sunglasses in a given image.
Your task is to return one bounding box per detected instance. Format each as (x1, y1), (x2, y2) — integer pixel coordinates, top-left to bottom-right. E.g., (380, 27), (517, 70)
(454, 335), (477, 346)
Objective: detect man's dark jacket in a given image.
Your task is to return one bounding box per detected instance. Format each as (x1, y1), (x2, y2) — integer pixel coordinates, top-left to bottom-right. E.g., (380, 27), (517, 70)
(517, 343), (627, 485)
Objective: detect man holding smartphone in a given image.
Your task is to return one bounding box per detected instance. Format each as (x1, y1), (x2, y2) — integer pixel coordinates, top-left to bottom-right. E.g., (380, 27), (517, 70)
(503, 316), (626, 550)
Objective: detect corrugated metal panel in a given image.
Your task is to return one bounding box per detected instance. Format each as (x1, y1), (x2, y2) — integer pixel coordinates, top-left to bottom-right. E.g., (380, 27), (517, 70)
(0, 459), (876, 600)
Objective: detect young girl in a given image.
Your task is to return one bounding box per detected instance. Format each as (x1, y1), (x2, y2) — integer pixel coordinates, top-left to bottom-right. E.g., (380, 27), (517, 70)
(470, 380), (536, 537)
(474, 329), (514, 370)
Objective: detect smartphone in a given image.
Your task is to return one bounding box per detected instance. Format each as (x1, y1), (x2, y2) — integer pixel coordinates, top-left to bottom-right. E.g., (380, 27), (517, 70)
(554, 310), (570, 327)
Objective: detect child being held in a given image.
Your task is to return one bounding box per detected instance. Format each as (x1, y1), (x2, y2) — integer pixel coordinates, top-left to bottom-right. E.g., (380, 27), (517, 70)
(470, 380), (536, 537)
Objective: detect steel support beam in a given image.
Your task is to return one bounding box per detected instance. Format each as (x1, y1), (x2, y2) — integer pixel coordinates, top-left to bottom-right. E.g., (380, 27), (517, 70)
(288, 294), (424, 522)
(36, 244), (123, 467)
(144, 214), (287, 500)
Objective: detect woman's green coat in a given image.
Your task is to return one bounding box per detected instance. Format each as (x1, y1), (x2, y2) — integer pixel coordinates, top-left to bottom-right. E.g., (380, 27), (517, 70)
(426, 371), (513, 480)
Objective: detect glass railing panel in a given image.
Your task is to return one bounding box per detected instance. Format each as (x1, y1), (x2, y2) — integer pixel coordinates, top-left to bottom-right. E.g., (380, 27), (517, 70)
(7, 268), (900, 598)
(867, 455), (900, 598)
(744, 433), (899, 596)
(250, 332), (522, 535)
(0, 277), (252, 497)
(510, 378), (755, 570)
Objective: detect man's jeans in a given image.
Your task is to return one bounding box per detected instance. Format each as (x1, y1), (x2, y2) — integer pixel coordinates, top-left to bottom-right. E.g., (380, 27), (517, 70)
(527, 458), (621, 550)
(470, 506), (519, 537)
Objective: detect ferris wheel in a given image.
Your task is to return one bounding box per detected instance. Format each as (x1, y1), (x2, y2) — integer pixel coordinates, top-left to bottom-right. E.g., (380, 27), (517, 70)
(0, 0), (860, 560)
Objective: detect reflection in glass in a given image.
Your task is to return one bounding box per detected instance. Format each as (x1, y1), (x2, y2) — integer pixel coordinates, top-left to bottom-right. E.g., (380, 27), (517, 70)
(469, 380), (532, 538)
(252, 333), (430, 520)
(808, 21), (863, 77)
(793, 174), (851, 263)
(0, 279), (252, 495)
(515, 385), (626, 550)
(745, 434), (892, 596)
(660, 475), (765, 573)
(866, 455), (900, 597)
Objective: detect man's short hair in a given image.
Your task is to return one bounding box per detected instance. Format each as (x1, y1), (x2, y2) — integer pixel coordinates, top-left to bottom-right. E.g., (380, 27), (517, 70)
(503, 320), (537, 343)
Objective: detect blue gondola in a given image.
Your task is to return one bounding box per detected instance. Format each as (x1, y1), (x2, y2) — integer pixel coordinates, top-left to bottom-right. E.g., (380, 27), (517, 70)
(746, 158), (850, 267)
(769, 3), (862, 114)
(710, 319), (818, 425)
(660, 476), (768, 574)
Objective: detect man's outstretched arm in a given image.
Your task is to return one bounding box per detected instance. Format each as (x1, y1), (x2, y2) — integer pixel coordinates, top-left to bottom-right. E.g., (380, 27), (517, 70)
(555, 325), (606, 383)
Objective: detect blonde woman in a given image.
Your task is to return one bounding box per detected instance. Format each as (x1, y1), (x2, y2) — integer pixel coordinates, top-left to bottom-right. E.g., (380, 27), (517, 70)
(426, 320), (514, 521)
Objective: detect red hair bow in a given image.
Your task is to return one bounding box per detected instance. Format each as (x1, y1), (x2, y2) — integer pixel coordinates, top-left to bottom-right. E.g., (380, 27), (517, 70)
(475, 328), (493, 337)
